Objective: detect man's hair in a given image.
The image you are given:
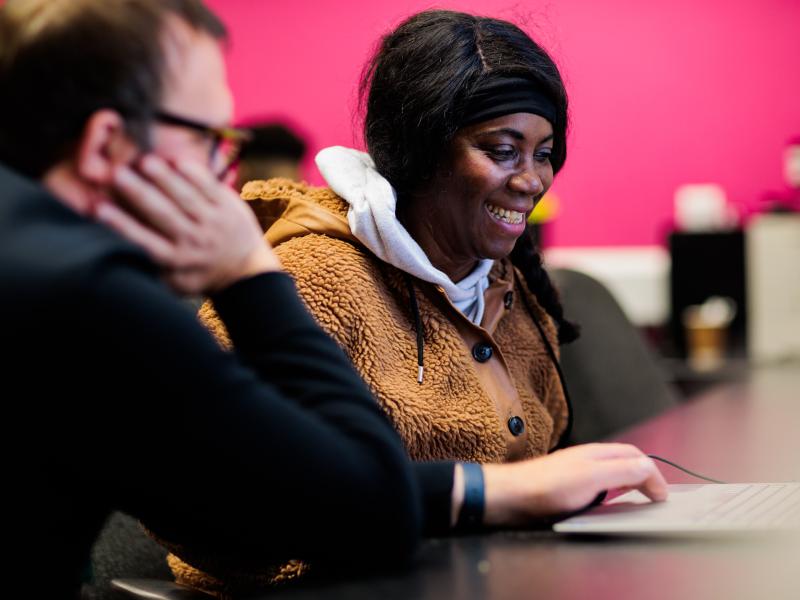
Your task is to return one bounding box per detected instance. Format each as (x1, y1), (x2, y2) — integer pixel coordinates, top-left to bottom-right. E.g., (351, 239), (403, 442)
(0, 0), (226, 177)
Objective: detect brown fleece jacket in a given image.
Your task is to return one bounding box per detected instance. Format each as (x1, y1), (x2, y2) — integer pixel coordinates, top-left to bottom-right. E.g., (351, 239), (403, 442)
(207, 178), (567, 462)
(168, 178), (568, 593)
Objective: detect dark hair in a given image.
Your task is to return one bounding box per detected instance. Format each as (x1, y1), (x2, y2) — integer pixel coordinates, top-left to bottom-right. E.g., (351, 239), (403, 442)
(0, 0), (226, 178)
(360, 9), (578, 343)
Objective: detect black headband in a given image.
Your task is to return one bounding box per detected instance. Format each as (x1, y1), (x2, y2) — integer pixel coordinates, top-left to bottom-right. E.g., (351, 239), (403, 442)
(459, 76), (557, 128)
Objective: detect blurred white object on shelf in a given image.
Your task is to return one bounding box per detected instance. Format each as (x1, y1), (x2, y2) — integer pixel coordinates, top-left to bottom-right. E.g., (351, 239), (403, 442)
(746, 214), (800, 363)
(674, 184), (737, 231)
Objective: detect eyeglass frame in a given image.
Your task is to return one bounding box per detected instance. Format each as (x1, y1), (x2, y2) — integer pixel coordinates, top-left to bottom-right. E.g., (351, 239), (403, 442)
(153, 110), (253, 180)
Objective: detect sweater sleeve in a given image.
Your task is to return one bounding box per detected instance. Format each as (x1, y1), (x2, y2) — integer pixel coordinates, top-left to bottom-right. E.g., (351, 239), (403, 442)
(78, 267), (422, 564)
(197, 250), (459, 538)
(412, 462), (456, 536)
(197, 271), (457, 537)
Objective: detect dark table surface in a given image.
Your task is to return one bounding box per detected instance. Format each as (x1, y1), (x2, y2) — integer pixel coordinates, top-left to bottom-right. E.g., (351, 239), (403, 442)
(252, 363), (800, 600)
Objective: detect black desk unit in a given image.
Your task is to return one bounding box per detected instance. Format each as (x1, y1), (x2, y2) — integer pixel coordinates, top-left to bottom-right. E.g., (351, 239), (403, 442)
(252, 364), (800, 600)
(668, 230), (747, 358)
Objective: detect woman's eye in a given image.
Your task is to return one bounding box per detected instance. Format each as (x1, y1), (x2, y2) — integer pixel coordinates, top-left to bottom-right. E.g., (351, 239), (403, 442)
(534, 149), (553, 164)
(488, 146), (517, 161)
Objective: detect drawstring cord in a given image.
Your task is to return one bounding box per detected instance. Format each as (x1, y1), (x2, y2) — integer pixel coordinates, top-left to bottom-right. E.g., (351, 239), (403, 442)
(516, 279), (574, 449)
(404, 273), (425, 384)
(403, 271), (571, 430)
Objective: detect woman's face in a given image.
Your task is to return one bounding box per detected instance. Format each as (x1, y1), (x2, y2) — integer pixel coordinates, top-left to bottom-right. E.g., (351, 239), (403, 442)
(411, 112), (555, 267)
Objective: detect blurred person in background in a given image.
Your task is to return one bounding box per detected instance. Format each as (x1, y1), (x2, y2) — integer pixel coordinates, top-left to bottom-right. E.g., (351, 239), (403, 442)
(234, 121), (307, 191)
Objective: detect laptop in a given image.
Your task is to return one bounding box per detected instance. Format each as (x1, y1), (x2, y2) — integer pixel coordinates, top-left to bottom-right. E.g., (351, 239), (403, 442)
(553, 483), (800, 535)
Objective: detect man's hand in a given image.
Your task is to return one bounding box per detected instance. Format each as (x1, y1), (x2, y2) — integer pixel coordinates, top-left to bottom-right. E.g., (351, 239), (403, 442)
(97, 154), (280, 295)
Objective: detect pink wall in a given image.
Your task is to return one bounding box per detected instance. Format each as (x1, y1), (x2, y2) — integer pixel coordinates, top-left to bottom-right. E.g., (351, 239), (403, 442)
(206, 0), (800, 247)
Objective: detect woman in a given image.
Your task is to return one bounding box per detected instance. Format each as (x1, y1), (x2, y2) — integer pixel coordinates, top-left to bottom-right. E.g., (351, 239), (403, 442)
(172, 9), (666, 592)
(210, 10), (575, 463)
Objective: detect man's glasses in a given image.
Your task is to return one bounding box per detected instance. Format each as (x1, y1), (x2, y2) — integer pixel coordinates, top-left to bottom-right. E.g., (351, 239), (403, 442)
(154, 111), (253, 181)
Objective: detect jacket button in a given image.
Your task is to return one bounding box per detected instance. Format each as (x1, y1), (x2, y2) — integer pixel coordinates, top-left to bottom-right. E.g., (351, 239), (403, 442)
(508, 416), (525, 436)
(471, 342), (493, 363)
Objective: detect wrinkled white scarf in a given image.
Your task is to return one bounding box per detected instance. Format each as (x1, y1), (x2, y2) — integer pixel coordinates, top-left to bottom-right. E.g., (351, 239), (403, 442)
(316, 146), (493, 325)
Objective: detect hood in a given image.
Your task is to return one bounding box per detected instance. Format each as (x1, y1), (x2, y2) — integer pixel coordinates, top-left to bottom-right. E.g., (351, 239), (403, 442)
(243, 147), (493, 326)
(241, 177), (359, 248)
(315, 146), (494, 325)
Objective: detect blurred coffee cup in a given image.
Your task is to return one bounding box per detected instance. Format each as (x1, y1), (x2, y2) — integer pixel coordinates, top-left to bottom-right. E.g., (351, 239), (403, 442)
(682, 296), (737, 372)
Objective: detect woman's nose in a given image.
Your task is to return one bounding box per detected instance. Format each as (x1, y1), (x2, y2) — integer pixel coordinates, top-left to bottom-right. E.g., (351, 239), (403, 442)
(508, 169), (542, 195)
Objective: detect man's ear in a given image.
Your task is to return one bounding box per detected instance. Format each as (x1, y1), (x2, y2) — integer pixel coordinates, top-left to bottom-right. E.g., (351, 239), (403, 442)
(74, 109), (139, 185)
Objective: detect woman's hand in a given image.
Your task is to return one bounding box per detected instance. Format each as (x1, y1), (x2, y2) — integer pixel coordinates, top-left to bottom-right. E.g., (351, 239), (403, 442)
(97, 154), (281, 296)
(480, 443), (668, 526)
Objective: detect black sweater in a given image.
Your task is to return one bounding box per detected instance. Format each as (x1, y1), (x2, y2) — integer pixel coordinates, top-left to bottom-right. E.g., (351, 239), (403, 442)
(0, 164), (453, 597)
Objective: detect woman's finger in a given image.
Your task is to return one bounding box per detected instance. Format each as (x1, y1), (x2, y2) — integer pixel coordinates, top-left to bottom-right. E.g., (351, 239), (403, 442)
(565, 442), (646, 460)
(639, 462), (669, 502)
(592, 456), (669, 502)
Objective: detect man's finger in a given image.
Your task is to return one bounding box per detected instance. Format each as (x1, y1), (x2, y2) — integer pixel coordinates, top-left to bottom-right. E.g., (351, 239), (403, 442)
(95, 202), (176, 267)
(139, 155), (211, 223)
(175, 159), (231, 206)
(113, 165), (193, 240)
(95, 202), (174, 265)
(165, 268), (206, 296)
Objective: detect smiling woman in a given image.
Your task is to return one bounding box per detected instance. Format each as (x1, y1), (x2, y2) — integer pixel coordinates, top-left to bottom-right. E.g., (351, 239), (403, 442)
(216, 9), (581, 465)
(193, 13), (578, 466)
(219, 11), (579, 463)
(172, 8), (621, 592)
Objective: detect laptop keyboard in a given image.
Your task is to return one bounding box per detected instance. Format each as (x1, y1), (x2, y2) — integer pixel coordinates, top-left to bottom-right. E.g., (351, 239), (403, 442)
(695, 484), (800, 527)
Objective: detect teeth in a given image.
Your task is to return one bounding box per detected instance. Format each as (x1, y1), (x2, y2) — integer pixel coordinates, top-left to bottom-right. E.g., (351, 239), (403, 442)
(486, 202), (524, 225)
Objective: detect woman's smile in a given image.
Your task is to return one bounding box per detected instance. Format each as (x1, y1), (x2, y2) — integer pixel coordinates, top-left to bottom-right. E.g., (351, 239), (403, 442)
(484, 200), (528, 231)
